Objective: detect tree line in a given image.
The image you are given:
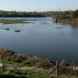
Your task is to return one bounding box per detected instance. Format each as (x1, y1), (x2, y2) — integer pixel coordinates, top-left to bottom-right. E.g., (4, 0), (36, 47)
(0, 10), (78, 17)
(0, 10), (47, 17)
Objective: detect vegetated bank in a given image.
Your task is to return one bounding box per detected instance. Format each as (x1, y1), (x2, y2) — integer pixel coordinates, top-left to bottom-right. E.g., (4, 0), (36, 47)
(53, 10), (78, 27)
(0, 48), (77, 78)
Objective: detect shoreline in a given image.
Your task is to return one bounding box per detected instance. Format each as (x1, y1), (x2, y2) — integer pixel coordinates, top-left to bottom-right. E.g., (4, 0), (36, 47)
(0, 49), (78, 68)
(53, 10), (78, 27)
(0, 48), (78, 77)
(54, 17), (78, 27)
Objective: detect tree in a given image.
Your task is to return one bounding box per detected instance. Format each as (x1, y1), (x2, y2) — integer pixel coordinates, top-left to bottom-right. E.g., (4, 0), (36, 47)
(73, 10), (78, 18)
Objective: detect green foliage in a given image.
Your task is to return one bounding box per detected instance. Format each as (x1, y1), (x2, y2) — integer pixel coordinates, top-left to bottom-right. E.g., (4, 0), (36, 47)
(26, 70), (49, 78)
(73, 10), (78, 18)
(0, 74), (26, 78)
(0, 68), (49, 78)
(23, 61), (34, 66)
(0, 10), (46, 17)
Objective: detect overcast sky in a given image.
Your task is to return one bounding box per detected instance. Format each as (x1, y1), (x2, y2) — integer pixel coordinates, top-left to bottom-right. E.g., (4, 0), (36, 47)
(0, 0), (78, 11)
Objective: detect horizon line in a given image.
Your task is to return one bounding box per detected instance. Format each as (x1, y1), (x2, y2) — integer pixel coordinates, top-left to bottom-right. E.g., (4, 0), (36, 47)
(0, 9), (77, 12)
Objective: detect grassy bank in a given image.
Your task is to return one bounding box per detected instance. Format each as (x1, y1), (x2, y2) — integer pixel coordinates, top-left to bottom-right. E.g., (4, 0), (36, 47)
(0, 48), (78, 78)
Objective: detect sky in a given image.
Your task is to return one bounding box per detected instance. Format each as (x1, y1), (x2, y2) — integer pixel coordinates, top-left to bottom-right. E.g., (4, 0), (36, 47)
(0, 0), (78, 11)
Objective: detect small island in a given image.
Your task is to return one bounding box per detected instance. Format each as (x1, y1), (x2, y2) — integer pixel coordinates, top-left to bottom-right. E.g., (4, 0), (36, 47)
(0, 19), (29, 24)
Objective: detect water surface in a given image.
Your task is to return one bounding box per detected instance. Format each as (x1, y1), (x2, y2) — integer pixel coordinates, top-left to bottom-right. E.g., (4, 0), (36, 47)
(0, 17), (78, 62)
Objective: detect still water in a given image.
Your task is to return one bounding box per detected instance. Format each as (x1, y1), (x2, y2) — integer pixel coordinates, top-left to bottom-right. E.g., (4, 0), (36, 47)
(0, 17), (78, 61)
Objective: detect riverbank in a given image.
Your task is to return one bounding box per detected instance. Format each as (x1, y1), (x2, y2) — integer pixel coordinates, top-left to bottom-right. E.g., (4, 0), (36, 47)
(0, 48), (78, 78)
(53, 10), (78, 27)
(55, 17), (78, 27)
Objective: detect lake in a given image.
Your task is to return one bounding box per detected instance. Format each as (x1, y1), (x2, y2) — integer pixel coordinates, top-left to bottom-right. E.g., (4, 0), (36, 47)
(0, 17), (78, 62)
